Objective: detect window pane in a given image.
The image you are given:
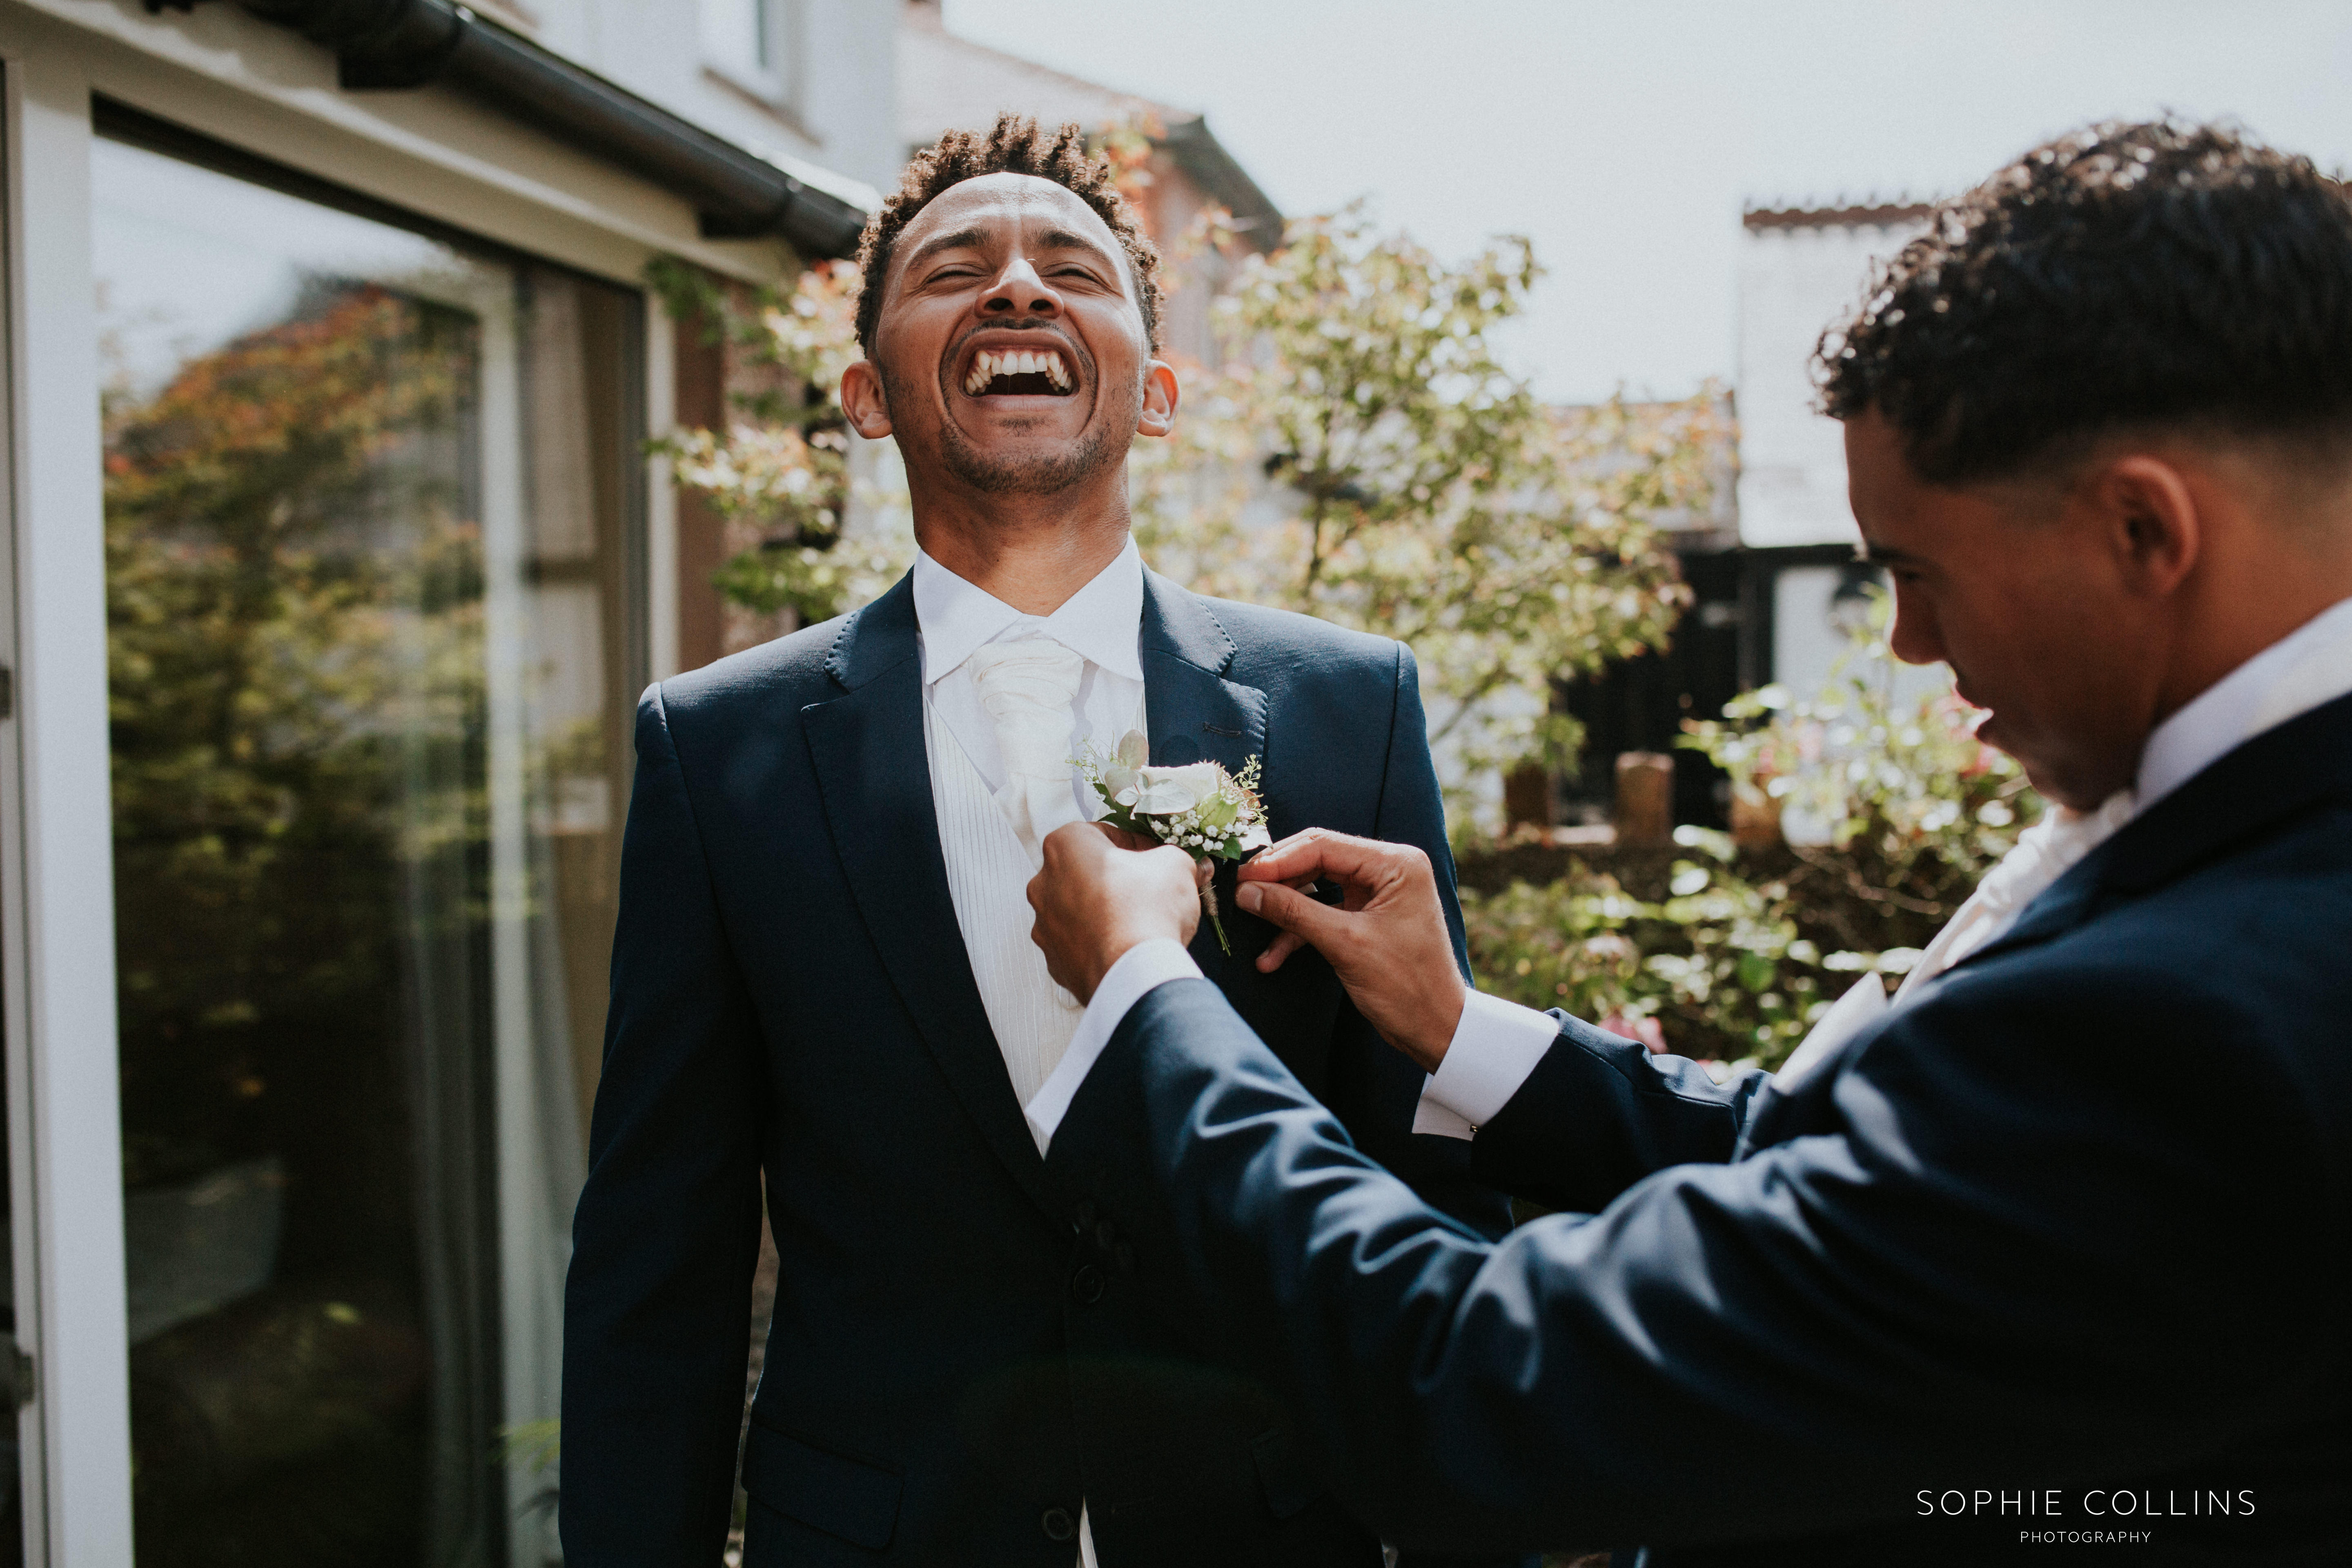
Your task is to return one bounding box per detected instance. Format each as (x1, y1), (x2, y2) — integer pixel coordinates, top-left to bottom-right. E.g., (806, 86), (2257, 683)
(96, 134), (637, 1568)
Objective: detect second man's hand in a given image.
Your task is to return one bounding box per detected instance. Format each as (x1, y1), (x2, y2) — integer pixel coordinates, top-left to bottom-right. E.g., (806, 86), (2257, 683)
(1029, 822), (1209, 1004)
(1234, 829), (1467, 1072)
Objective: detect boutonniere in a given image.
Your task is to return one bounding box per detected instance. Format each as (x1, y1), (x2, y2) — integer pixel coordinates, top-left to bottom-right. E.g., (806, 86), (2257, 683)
(1075, 730), (1270, 954)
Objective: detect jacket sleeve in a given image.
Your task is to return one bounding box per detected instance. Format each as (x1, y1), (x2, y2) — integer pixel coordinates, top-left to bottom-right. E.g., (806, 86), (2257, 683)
(1339, 641), (1513, 1238)
(1047, 975), (2323, 1555)
(561, 686), (768, 1566)
(1466, 1013), (1768, 1214)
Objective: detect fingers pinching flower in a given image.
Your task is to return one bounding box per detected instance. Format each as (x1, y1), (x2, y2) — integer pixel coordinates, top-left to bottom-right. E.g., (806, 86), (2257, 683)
(1073, 731), (1269, 953)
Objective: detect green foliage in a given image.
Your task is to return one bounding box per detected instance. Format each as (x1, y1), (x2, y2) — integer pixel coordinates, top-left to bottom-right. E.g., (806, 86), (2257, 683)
(1463, 600), (2043, 1069)
(642, 254), (728, 345)
(1131, 209), (1705, 812)
(1465, 830), (1853, 1066)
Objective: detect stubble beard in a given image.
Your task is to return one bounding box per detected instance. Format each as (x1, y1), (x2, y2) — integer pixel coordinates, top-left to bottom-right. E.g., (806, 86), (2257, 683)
(886, 359), (1133, 497)
(940, 416), (1114, 495)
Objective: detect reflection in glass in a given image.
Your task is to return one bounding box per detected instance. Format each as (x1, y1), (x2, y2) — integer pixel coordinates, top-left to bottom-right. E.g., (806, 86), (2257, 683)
(97, 134), (638, 1567)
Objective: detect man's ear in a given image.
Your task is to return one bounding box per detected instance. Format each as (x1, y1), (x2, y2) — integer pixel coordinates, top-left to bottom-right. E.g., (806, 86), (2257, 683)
(2093, 454), (2201, 599)
(840, 360), (892, 440)
(1135, 360), (1179, 439)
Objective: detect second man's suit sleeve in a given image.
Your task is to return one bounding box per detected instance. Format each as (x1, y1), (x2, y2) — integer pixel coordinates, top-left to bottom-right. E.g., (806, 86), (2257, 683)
(1047, 974), (2321, 1554)
(1463, 1008), (1764, 1214)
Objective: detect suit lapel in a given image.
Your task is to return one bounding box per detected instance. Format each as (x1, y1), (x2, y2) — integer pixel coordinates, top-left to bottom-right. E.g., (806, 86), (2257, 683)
(799, 576), (1062, 1225)
(1138, 573), (1271, 974)
(1138, 570), (1267, 775)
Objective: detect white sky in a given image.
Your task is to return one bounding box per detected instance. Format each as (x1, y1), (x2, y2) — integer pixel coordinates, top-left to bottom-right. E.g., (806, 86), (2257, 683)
(942, 0), (2352, 404)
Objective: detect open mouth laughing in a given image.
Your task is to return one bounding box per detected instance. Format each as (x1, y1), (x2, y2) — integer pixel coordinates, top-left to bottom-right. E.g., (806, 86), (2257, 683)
(961, 343), (1076, 397)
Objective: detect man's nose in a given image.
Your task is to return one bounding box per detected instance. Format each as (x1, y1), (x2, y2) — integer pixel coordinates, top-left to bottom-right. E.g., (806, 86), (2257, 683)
(1886, 586), (1942, 666)
(983, 256), (1061, 318)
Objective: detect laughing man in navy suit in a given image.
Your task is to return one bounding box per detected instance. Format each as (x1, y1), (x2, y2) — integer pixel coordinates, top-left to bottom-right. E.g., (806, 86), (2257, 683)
(1025, 120), (2352, 1566)
(560, 116), (1510, 1568)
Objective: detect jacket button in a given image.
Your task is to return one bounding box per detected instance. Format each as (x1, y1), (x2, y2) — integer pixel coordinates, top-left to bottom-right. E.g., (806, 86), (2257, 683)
(1069, 1263), (1106, 1305)
(1041, 1506), (1077, 1541)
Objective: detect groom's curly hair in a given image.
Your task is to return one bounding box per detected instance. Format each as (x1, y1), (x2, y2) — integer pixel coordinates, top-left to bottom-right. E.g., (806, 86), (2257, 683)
(1815, 118), (2352, 484)
(853, 113), (1164, 356)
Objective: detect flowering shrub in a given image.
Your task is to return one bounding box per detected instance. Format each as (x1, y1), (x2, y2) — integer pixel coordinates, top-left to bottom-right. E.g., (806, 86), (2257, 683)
(1685, 596), (2033, 899)
(647, 258), (913, 625)
(1462, 601), (2043, 1070)
(1466, 829), (1839, 1068)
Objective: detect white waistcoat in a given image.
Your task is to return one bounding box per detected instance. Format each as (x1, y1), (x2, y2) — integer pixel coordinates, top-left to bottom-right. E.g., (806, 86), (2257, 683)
(923, 697), (1085, 1110)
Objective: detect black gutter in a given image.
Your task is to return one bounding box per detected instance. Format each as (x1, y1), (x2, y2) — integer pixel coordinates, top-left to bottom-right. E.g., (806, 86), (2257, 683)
(151, 0), (870, 256)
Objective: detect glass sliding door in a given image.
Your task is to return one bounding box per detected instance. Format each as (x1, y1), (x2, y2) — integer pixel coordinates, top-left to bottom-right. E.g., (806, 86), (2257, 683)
(93, 125), (639, 1568)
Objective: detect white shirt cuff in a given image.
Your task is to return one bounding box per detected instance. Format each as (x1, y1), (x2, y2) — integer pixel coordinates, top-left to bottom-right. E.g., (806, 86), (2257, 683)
(1024, 937), (1204, 1153)
(1410, 989), (1559, 1140)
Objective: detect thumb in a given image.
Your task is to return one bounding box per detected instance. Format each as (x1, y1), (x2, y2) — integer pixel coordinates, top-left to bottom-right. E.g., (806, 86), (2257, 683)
(1235, 880), (1352, 958)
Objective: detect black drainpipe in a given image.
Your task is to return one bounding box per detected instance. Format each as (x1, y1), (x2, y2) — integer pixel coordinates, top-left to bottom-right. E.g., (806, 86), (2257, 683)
(149, 0), (871, 257)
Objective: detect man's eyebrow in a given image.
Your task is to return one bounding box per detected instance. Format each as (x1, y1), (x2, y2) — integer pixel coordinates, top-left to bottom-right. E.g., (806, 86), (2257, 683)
(1858, 541), (1922, 566)
(904, 227), (989, 270)
(1035, 228), (1118, 263)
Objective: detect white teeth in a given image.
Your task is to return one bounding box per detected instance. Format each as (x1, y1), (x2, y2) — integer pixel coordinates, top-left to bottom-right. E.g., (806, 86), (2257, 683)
(963, 345), (1071, 394)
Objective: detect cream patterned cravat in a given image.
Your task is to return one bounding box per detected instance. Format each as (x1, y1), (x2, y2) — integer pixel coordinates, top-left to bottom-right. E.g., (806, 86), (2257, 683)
(1894, 787), (2137, 999)
(969, 637), (1088, 863)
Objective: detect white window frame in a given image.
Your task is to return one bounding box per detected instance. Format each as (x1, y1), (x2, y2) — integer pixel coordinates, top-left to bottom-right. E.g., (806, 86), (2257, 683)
(702, 0), (802, 114)
(4, 39), (130, 1568)
(0, 2), (791, 1558)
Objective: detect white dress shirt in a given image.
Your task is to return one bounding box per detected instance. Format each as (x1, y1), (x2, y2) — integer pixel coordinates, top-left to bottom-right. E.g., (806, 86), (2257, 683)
(915, 541), (1147, 822)
(1026, 594), (2352, 1151)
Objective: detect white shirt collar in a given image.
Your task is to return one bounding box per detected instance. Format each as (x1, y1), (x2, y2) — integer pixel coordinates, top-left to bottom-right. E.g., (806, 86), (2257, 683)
(912, 539), (1147, 687)
(2135, 593), (2352, 811)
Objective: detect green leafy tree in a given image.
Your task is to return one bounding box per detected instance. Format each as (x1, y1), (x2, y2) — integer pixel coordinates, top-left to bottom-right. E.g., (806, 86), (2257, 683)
(1132, 210), (1706, 815)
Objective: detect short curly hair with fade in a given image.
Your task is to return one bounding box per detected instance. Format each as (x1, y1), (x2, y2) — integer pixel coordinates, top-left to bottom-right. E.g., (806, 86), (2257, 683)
(1815, 118), (2352, 486)
(852, 113), (1164, 358)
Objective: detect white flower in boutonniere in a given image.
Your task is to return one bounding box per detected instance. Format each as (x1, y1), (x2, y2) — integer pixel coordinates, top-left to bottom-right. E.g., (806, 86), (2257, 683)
(1074, 730), (1270, 954)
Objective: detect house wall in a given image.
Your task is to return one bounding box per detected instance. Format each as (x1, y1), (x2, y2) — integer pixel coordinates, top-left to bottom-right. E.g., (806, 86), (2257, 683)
(1733, 217), (1922, 550)
(1732, 214), (1949, 726)
(531, 0), (902, 197)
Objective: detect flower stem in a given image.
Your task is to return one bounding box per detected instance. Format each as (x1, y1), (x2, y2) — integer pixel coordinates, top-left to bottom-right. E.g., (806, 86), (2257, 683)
(1201, 880), (1230, 956)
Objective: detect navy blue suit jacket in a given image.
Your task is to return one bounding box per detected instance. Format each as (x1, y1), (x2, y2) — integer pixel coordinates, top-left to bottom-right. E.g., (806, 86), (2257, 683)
(560, 568), (1509, 1566)
(1046, 691), (2352, 1566)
